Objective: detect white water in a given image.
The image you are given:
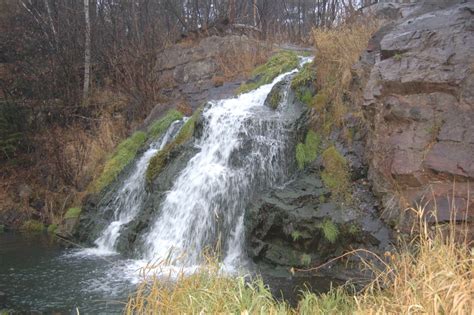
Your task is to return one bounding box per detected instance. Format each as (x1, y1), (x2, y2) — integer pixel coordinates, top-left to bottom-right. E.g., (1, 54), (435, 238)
(87, 120), (185, 255)
(143, 59), (311, 269)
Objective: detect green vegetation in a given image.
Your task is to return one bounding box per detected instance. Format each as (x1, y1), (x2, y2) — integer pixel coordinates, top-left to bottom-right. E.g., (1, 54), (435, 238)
(268, 89), (282, 109)
(237, 51), (299, 94)
(321, 145), (350, 202)
(291, 230), (303, 241)
(393, 53), (403, 61)
(146, 108), (201, 183)
(0, 225), (4, 233)
(20, 220), (44, 232)
(317, 218), (339, 243)
(89, 131), (147, 193)
(147, 109), (183, 139)
(300, 253), (312, 266)
(47, 224), (58, 234)
(64, 207), (81, 219)
(295, 130), (321, 169)
(348, 223), (361, 235)
(291, 62), (317, 105)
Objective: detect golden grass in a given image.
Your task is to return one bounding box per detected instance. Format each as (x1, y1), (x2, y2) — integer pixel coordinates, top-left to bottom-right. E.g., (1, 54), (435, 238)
(312, 19), (380, 129)
(126, 204), (473, 314)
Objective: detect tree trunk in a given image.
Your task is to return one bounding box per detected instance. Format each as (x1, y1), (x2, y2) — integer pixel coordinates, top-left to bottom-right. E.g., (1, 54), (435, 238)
(83, 0), (91, 105)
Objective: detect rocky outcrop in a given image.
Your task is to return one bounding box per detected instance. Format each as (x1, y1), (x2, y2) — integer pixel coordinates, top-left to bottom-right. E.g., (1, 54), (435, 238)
(362, 1), (474, 229)
(156, 35), (265, 108)
(246, 77), (392, 285)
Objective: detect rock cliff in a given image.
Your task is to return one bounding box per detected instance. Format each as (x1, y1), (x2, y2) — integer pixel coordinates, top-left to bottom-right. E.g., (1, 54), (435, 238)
(362, 0), (474, 231)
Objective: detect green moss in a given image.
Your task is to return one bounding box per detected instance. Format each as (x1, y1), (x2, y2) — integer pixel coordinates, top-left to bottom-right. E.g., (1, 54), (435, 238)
(318, 219), (339, 244)
(47, 224), (58, 234)
(300, 253), (312, 266)
(238, 51), (299, 94)
(314, 92), (328, 113)
(268, 91), (282, 109)
(319, 195), (326, 203)
(321, 145), (351, 202)
(90, 131), (147, 193)
(148, 109), (183, 139)
(20, 220), (44, 232)
(146, 108), (202, 183)
(291, 62), (316, 90)
(295, 130), (321, 169)
(64, 207), (81, 219)
(0, 224), (4, 233)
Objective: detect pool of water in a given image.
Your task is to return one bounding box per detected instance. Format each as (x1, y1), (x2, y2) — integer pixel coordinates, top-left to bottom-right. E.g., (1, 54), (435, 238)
(0, 232), (141, 314)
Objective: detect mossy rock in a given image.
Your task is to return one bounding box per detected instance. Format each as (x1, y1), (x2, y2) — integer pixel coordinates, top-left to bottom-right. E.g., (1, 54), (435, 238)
(89, 131), (147, 193)
(147, 109), (183, 139)
(47, 224), (58, 234)
(291, 62), (317, 106)
(20, 220), (44, 232)
(0, 225), (4, 233)
(64, 207), (81, 219)
(295, 130), (321, 169)
(237, 51), (299, 94)
(321, 146), (351, 202)
(146, 108), (202, 183)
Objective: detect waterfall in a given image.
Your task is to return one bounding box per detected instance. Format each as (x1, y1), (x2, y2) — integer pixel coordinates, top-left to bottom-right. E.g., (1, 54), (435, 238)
(143, 58), (311, 268)
(91, 120), (185, 255)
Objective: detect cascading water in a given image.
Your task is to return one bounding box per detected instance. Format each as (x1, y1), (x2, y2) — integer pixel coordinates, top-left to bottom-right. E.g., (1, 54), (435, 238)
(143, 57), (312, 268)
(91, 120), (185, 254)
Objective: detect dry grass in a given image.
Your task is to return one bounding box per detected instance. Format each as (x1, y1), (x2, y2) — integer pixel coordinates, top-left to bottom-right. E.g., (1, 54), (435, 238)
(126, 204), (473, 314)
(312, 19), (380, 129)
(215, 40), (271, 81)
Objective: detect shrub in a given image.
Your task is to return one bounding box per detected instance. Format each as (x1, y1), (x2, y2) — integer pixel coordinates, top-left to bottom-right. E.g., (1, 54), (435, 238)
(237, 51), (299, 94)
(89, 131), (147, 193)
(321, 145), (350, 202)
(64, 207), (81, 219)
(20, 220), (44, 232)
(147, 109), (183, 140)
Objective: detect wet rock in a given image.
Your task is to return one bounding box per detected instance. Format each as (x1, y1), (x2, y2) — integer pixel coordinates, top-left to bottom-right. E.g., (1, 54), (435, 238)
(362, 1), (474, 230)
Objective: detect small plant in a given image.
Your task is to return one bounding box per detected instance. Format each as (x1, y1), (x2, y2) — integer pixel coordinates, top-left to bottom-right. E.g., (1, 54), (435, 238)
(348, 223), (361, 235)
(64, 207), (81, 219)
(295, 130), (321, 169)
(300, 253), (312, 266)
(321, 145), (351, 202)
(291, 230), (303, 241)
(393, 53), (402, 61)
(317, 219), (339, 244)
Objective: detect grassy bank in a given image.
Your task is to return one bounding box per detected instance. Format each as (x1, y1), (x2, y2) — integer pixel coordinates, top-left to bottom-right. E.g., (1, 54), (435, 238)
(125, 206), (472, 314)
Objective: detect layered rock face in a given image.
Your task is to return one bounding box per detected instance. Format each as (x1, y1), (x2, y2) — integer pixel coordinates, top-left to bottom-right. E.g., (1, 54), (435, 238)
(363, 1), (474, 229)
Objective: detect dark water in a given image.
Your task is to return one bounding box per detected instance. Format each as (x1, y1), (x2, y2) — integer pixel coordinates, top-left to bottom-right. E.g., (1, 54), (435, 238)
(0, 232), (139, 314)
(0, 232), (339, 314)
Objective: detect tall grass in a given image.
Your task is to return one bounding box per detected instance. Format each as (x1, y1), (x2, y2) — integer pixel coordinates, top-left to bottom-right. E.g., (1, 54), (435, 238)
(126, 205), (472, 314)
(312, 19), (380, 129)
